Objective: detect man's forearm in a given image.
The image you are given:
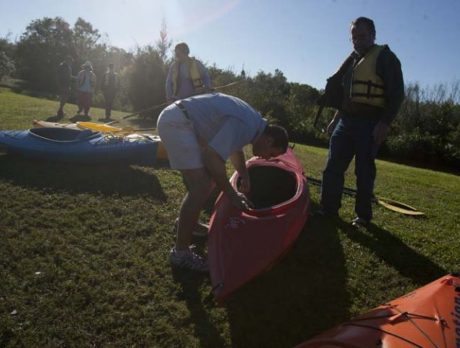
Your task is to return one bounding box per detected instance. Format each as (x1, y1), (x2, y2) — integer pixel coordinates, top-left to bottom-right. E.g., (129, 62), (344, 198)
(202, 147), (235, 196)
(230, 151), (247, 174)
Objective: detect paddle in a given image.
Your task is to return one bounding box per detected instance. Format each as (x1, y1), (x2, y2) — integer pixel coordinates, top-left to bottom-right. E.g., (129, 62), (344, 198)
(307, 177), (425, 216)
(76, 122), (156, 134)
(122, 81), (243, 120)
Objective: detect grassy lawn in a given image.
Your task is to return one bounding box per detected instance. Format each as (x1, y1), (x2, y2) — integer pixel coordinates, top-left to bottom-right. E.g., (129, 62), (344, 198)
(0, 87), (459, 347)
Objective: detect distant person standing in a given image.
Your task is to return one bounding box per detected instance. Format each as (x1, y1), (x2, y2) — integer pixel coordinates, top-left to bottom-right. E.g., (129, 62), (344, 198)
(165, 42), (212, 103)
(76, 61), (96, 118)
(56, 56), (74, 118)
(319, 17), (404, 228)
(101, 63), (118, 120)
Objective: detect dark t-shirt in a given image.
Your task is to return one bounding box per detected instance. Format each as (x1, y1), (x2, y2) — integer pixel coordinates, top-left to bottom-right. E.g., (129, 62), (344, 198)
(57, 62), (72, 87)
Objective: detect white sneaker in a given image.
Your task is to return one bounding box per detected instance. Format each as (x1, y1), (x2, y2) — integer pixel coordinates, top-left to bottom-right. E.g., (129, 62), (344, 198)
(169, 247), (209, 273)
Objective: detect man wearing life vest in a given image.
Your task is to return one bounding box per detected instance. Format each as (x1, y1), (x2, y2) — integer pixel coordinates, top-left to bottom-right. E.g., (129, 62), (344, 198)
(165, 42), (212, 103)
(319, 17), (404, 228)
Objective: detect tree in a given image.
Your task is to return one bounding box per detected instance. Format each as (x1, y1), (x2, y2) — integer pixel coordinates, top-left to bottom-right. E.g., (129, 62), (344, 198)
(15, 17), (74, 91)
(127, 46), (167, 120)
(0, 51), (15, 80)
(155, 19), (172, 64)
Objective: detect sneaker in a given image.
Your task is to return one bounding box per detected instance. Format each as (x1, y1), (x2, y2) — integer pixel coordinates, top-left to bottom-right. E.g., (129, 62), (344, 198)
(169, 247), (209, 272)
(351, 217), (369, 229)
(173, 218), (209, 238)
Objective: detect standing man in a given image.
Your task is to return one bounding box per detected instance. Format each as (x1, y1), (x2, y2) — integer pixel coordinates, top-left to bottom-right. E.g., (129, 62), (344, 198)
(76, 61), (97, 119)
(101, 63), (118, 120)
(157, 92), (288, 272)
(56, 56), (73, 118)
(319, 17), (404, 228)
(165, 42), (212, 103)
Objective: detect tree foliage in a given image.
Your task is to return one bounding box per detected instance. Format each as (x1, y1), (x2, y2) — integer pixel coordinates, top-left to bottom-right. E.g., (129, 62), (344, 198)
(6, 16), (460, 169)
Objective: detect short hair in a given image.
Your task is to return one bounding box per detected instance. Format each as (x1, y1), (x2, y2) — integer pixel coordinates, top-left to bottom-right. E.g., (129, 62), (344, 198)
(175, 42), (190, 55)
(351, 17), (376, 38)
(263, 124), (289, 153)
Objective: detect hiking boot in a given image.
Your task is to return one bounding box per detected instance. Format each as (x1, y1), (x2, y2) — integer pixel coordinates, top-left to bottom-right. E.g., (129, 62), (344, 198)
(173, 218), (209, 238)
(169, 247), (209, 273)
(351, 217), (369, 229)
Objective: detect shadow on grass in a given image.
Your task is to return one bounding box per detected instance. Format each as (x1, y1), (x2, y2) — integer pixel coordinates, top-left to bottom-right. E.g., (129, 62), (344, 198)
(346, 222), (447, 284)
(127, 118), (157, 130)
(0, 154), (167, 200)
(172, 268), (227, 348)
(224, 213), (350, 348)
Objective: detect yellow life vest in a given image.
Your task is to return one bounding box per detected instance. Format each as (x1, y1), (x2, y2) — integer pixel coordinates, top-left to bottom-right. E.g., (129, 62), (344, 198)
(172, 57), (203, 96)
(350, 45), (386, 108)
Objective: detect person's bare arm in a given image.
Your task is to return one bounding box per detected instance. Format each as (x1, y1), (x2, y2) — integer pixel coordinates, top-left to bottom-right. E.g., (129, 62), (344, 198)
(202, 146), (251, 210)
(230, 150), (250, 194)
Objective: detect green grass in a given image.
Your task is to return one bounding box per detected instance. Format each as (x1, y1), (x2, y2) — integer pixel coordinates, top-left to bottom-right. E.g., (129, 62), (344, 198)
(0, 88), (459, 347)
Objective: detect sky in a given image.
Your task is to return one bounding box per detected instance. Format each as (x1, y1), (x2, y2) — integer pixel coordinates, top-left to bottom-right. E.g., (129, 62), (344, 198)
(1, 0), (459, 89)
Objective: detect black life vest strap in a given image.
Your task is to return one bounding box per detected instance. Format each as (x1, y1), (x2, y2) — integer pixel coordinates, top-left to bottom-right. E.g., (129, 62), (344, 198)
(352, 79), (385, 99)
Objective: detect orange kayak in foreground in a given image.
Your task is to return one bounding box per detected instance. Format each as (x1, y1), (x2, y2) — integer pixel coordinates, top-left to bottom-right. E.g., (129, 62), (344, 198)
(208, 148), (310, 304)
(296, 273), (460, 348)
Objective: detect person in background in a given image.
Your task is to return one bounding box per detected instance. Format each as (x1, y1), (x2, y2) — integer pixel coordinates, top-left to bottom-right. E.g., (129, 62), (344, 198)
(157, 92), (288, 272)
(56, 56), (74, 118)
(76, 61), (97, 119)
(101, 63), (118, 120)
(319, 17), (404, 229)
(165, 42), (212, 103)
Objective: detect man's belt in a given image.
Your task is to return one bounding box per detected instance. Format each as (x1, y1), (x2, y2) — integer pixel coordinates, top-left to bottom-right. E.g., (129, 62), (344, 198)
(175, 101), (191, 120)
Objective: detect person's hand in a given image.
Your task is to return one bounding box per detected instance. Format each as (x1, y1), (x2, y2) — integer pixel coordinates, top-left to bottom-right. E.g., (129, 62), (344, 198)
(373, 121), (390, 146)
(238, 171), (251, 194)
(229, 191), (254, 211)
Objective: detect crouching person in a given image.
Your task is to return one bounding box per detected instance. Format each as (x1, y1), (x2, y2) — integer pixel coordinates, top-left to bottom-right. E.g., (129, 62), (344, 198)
(157, 92), (288, 272)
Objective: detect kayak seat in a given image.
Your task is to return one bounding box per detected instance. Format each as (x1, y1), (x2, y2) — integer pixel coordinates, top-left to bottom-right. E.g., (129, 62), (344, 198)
(238, 166), (297, 209)
(75, 129), (95, 140)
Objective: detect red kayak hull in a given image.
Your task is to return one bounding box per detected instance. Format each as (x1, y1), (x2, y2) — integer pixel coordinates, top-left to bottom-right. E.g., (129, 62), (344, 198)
(296, 273), (460, 348)
(208, 148), (310, 304)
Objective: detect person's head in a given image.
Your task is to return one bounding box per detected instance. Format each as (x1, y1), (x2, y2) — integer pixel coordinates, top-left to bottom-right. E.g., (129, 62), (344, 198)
(350, 17), (376, 55)
(108, 63), (114, 72)
(82, 60), (93, 71)
(252, 124), (289, 160)
(174, 42), (190, 62)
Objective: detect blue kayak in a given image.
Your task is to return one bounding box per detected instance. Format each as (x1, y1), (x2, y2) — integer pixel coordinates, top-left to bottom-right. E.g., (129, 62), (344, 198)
(0, 127), (160, 165)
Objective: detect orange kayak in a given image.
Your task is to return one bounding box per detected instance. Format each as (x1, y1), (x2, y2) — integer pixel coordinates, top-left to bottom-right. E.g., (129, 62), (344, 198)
(296, 273), (460, 348)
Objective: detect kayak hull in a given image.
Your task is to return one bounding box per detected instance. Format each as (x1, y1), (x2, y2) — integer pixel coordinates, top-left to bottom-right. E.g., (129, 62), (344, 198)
(296, 273), (460, 348)
(32, 120), (169, 161)
(208, 148), (310, 304)
(0, 128), (159, 165)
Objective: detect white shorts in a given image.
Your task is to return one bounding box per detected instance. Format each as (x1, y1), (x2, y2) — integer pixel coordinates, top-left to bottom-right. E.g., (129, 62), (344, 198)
(157, 104), (203, 170)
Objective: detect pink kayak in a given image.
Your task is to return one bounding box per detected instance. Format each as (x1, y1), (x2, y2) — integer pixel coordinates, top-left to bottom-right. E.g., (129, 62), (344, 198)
(208, 148), (310, 304)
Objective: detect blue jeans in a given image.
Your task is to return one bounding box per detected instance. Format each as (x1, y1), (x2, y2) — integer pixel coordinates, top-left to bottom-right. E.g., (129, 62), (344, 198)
(321, 115), (380, 221)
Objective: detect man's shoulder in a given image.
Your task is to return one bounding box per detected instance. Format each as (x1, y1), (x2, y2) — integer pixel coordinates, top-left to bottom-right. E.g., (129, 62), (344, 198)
(378, 44), (400, 61)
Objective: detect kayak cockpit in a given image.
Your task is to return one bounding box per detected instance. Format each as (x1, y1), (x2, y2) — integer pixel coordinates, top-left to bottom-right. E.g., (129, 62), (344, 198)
(29, 128), (97, 142)
(238, 165), (298, 209)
